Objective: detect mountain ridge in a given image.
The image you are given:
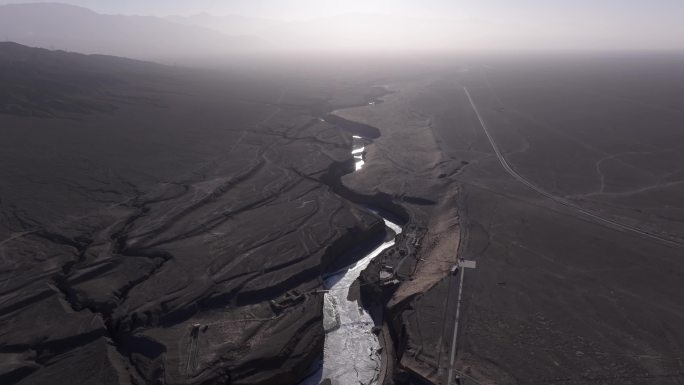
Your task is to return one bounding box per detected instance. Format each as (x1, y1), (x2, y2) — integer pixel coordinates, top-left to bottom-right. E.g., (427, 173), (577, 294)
(0, 2), (264, 61)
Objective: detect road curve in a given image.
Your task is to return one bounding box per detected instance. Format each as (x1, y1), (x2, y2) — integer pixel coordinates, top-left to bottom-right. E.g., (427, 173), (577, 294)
(463, 86), (684, 251)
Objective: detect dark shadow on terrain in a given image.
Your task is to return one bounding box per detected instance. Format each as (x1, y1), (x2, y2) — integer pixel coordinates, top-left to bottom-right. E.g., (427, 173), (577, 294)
(400, 196), (437, 206)
(323, 114), (381, 139)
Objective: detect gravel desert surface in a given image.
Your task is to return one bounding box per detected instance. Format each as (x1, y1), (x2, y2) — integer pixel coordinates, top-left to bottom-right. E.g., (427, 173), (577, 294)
(2, 43), (684, 385)
(0, 43), (399, 385)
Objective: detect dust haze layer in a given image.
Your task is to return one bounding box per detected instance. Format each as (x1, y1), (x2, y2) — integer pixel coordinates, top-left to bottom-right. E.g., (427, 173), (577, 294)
(3, 1), (684, 64)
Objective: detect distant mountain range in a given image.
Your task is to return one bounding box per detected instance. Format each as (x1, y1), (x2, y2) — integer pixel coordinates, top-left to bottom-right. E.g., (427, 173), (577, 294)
(0, 2), (462, 62)
(166, 13), (284, 37)
(167, 12), (459, 52)
(0, 3), (264, 61)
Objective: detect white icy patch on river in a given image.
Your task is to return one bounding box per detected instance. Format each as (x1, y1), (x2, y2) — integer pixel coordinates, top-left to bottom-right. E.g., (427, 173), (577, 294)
(352, 136), (366, 171)
(305, 217), (401, 385)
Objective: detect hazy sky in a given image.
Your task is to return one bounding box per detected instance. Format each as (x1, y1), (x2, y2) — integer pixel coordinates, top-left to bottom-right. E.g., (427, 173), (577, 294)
(0, 0), (681, 22)
(2, 1), (684, 51)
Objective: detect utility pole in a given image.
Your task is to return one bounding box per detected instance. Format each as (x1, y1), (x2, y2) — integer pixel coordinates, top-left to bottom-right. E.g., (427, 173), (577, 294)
(446, 258), (476, 385)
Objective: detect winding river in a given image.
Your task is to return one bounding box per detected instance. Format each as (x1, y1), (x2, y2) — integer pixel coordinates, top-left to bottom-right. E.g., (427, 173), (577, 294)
(305, 133), (403, 385)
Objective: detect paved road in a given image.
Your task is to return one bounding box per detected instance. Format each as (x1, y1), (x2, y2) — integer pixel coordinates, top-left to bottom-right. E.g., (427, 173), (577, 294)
(463, 86), (684, 251)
